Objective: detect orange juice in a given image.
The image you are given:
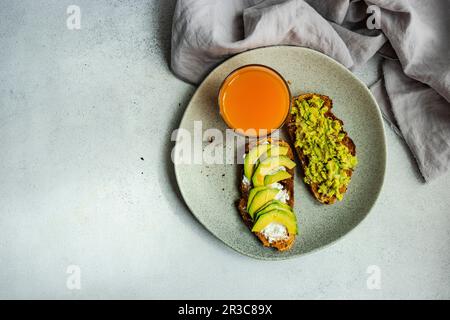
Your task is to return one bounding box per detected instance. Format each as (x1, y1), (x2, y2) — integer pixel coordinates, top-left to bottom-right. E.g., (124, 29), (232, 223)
(219, 65), (291, 136)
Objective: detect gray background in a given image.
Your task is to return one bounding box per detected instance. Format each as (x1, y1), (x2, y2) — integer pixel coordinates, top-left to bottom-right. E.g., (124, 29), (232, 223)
(0, 0), (449, 299)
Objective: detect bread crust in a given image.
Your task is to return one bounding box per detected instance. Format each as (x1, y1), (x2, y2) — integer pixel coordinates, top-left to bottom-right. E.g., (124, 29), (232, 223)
(286, 93), (356, 205)
(237, 138), (296, 251)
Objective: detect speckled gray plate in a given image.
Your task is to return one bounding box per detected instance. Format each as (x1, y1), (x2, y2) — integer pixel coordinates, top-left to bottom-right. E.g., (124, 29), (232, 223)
(174, 46), (386, 260)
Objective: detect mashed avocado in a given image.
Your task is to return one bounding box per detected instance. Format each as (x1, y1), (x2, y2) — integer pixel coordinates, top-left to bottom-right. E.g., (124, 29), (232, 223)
(291, 95), (358, 200)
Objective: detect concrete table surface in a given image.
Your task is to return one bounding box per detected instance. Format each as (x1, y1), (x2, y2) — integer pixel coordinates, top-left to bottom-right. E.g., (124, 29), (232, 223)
(0, 1), (449, 299)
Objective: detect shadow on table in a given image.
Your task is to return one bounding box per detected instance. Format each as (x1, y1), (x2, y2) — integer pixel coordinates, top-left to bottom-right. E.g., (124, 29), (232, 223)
(161, 90), (192, 213)
(155, 0), (177, 69)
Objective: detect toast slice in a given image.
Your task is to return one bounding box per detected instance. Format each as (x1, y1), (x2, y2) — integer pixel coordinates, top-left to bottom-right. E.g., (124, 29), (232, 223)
(286, 93), (357, 205)
(237, 138), (296, 251)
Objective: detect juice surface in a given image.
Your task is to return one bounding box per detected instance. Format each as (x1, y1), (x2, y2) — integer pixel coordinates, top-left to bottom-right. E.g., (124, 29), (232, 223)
(219, 65), (290, 135)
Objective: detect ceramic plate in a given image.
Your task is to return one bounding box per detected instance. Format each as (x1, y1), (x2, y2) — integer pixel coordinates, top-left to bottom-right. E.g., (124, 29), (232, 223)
(174, 46), (386, 260)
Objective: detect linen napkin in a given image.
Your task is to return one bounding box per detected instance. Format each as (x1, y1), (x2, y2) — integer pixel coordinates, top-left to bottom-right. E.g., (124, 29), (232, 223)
(171, 0), (450, 181)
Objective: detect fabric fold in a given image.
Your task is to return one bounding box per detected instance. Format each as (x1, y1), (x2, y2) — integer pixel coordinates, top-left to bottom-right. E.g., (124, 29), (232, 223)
(382, 60), (450, 181)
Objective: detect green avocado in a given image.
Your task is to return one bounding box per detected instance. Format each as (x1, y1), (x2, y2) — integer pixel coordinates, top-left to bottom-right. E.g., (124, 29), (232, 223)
(252, 156), (296, 187)
(257, 199), (293, 213)
(264, 170), (292, 185)
(291, 95), (358, 201)
(248, 188), (280, 217)
(247, 186), (269, 211)
(252, 210), (298, 235)
(243, 144), (271, 181)
(258, 145), (289, 163)
(253, 200), (295, 221)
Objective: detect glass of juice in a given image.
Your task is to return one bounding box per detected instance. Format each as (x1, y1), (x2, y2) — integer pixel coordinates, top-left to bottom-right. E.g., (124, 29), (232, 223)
(218, 64), (291, 137)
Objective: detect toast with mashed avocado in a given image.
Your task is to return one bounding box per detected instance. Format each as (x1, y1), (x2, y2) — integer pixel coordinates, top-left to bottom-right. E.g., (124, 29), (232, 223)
(237, 138), (298, 251)
(287, 93), (358, 204)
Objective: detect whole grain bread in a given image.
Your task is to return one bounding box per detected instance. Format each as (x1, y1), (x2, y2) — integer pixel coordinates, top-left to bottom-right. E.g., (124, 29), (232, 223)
(237, 138), (296, 251)
(286, 93), (356, 205)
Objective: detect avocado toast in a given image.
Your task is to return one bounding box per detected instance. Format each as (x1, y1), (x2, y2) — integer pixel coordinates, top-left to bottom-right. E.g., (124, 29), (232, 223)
(238, 138), (298, 251)
(287, 93), (358, 204)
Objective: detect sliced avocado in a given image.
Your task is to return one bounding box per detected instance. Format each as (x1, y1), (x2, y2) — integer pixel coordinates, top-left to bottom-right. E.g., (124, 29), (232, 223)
(267, 145), (288, 157)
(244, 144), (271, 181)
(255, 207), (297, 225)
(253, 200), (295, 221)
(256, 199), (293, 214)
(248, 188), (280, 217)
(252, 210), (298, 235)
(246, 186), (269, 211)
(264, 171), (292, 185)
(252, 156), (297, 187)
(258, 145), (289, 163)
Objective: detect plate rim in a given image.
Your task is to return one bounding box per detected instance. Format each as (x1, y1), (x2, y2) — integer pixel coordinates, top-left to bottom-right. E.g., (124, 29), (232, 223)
(174, 45), (387, 260)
